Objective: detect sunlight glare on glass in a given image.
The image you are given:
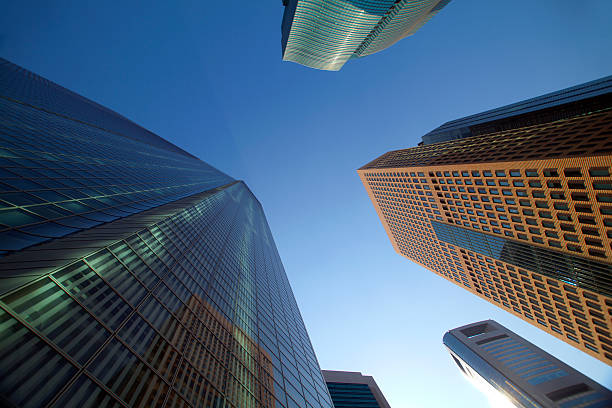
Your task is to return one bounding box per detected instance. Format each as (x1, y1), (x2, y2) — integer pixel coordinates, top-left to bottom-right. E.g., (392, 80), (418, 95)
(461, 364), (517, 408)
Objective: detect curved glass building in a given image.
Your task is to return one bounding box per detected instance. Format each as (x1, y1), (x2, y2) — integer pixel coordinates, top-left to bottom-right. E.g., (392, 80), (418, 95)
(444, 320), (612, 408)
(281, 0), (451, 71)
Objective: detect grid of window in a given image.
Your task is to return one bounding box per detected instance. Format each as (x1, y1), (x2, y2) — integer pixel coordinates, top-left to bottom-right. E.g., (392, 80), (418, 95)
(0, 93), (232, 255)
(363, 170), (467, 287)
(281, 0), (447, 71)
(0, 58), (194, 158)
(325, 382), (380, 408)
(0, 59), (332, 408)
(445, 321), (612, 408)
(359, 167), (612, 364)
(431, 221), (612, 297)
(352, 0), (449, 58)
(422, 76), (612, 145)
(480, 336), (568, 386)
(361, 108), (612, 169)
(0, 182), (333, 408)
(428, 164), (612, 262)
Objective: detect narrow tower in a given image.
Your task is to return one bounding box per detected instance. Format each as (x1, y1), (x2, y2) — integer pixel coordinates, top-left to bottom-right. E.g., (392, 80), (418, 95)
(322, 370), (391, 408)
(444, 320), (612, 408)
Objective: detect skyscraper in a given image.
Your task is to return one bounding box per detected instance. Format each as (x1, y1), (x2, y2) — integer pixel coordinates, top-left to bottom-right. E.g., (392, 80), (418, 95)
(281, 0), (451, 71)
(358, 80), (612, 364)
(0, 58), (333, 408)
(444, 320), (612, 408)
(322, 370), (391, 408)
(421, 76), (612, 145)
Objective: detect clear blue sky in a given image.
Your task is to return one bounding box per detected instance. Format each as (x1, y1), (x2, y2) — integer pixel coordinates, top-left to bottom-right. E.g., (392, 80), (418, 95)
(2, 1), (611, 406)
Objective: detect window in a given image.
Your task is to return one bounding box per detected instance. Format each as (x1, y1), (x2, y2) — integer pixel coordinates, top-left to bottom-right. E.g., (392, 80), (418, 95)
(589, 168), (609, 177)
(547, 384), (591, 402)
(575, 205), (592, 213)
(593, 182), (612, 190)
(581, 227), (599, 236)
(550, 192), (565, 199)
(543, 169), (559, 177)
(563, 169), (581, 177)
(596, 194), (612, 203)
(568, 181), (586, 190)
(557, 213), (571, 221)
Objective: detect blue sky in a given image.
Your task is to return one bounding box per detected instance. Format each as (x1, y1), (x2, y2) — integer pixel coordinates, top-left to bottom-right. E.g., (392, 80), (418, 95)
(2, 1), (611, 406)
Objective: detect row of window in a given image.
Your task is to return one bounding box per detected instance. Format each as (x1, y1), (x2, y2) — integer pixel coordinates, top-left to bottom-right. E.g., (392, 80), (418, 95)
(361, 109), (612, 169)
(0, 182), (332, 408)
(366, 166), (612, 260)
(368, 178), (612, 362)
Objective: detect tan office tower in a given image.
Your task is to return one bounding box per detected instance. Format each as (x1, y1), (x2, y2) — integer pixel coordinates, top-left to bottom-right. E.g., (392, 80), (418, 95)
(358, 78), (612, 365)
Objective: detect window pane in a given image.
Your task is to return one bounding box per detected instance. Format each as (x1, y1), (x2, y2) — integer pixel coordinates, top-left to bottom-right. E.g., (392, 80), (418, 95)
(3, 278), (109, 364)
(0, 309), (77, 408)
(88, 338), (168, 408)
(53, 261), (132, 330)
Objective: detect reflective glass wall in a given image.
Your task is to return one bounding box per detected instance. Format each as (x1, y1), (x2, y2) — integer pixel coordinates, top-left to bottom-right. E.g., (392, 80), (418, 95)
(431, 221), (612, 297)
(0, 59), (332, 408)
(0, 58), (233, 254)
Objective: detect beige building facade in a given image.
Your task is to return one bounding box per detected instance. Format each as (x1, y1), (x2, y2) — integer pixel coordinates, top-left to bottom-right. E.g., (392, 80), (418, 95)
(359, 108), (612, 365)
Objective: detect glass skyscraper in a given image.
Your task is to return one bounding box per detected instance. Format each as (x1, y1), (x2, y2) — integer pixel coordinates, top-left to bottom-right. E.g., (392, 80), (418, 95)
(420, 75), (612, 145)
(281, 0), (451, 71)
(444, 320), (612, 408)
(322, 370), (391, 408)
(0, 58), (333, 408)
(358, 78), (612, 365)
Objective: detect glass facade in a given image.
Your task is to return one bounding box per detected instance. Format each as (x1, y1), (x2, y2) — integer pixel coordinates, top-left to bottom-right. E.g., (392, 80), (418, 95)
(321, 371), (390, 408)
(421, 75), (612, 145)
(325, 383), (381, 408)
(443, 331), (537, 408)
(0, 58), (233, 255)
(281, 0), (450, 71)
(431, 221), (612, 297)
(0, 59), (332, 408)
(444, 320), (612, 408)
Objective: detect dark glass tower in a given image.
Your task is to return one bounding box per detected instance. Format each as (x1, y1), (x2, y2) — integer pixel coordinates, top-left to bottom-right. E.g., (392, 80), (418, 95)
(420, 75), (612, 145)
(0, 59), (333, 408)
(322, 370), (391, 408)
